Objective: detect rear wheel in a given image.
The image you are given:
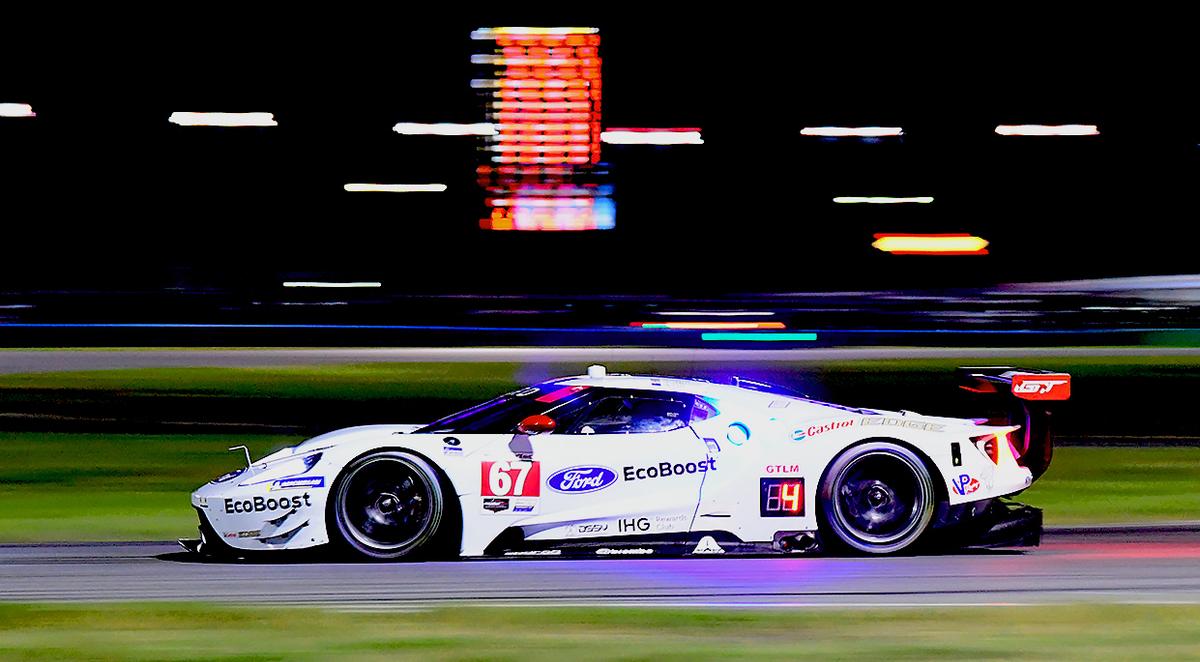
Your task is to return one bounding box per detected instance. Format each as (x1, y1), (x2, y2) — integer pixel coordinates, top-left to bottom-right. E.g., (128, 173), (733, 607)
(820, 441), (936, 554)
(331, 451), (446, 560)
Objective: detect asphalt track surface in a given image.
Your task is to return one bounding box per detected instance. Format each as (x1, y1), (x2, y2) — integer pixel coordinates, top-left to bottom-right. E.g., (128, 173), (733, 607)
(5, 346), (1200, 374)
(2, 529), (1199, 609)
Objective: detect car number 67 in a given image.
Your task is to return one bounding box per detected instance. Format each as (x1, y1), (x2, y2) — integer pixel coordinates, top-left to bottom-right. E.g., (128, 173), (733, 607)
(482, 461), (541, 497)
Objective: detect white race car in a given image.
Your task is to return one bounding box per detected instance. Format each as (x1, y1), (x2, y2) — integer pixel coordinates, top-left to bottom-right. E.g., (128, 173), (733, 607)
(185, 365), (1070, 559)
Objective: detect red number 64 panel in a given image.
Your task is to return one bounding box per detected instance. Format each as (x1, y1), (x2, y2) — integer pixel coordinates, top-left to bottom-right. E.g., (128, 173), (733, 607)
(760, 477), (804, 517)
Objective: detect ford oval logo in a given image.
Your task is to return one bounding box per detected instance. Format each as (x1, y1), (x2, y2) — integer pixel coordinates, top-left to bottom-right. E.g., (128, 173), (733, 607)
(547, 466), (617, 494)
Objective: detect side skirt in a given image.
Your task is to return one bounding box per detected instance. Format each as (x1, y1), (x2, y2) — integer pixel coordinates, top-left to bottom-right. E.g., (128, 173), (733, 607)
(483, 529), (822, 558)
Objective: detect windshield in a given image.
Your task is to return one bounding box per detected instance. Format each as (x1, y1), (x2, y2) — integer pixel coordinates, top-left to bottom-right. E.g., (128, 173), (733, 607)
(414, 384), (590, 434)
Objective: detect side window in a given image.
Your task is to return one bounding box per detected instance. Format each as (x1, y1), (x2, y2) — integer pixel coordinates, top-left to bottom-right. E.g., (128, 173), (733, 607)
(565, 393), (694, 434)
(691, 398), (720, 421)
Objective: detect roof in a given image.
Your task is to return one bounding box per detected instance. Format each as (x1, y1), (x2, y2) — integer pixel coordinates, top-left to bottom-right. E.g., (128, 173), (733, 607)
(547, 373), (864, 414)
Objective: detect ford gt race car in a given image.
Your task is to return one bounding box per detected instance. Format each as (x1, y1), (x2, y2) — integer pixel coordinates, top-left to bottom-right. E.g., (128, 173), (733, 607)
(184, 365), (1070, 560)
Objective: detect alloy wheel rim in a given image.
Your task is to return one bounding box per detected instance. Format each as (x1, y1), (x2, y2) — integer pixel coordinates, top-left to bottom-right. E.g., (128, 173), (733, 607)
(338, 457), (434, 551)
(833, 451), (930, 545)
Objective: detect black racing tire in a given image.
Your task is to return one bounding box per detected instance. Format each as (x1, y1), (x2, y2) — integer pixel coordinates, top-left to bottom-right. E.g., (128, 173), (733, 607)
(819, 441), (936, 555)
(330, 450), (447, 561)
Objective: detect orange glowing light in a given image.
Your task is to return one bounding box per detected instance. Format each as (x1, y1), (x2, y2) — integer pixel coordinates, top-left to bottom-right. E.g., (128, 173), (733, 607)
(871, 233), (990, 255)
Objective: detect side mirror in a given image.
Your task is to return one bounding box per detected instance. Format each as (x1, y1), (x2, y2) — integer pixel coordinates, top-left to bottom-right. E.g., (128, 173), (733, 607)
(517, 414), (557, 435)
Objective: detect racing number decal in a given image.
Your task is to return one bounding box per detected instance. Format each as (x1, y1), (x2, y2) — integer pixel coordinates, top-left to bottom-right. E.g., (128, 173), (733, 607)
(481, 461), (541, 497)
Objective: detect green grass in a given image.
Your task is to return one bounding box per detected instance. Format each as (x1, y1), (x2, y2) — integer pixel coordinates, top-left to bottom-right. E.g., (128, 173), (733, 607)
(0, 363), (524, 401)
(4, 354), (1200, 398)
(1, 603), (1199, 660)
(0, 433), (300, 542)
(0, 433), (1195, 542)
(1021, 447), (1200, 524)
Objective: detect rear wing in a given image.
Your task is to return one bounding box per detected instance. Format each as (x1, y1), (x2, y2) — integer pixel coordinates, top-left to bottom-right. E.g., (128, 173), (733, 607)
(956, 367), (1071, 480)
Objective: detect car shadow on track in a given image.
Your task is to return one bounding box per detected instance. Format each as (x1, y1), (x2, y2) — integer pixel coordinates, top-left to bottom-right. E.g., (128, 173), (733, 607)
(155, 546), (1027, 565)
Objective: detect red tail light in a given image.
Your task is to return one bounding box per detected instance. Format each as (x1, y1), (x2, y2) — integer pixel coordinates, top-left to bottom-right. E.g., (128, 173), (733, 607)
(971, 433), (1002, 464)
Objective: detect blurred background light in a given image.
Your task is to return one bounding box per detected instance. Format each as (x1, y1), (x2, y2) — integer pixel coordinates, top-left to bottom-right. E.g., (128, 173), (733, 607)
(834, 196), (933, 204)
(282, 282), (382, 288)
(601, 129), (704, 145)
(801, 126), (903, 137)
(474, 25), (611, 231)
(343, 184), (447, 193)
(701, 332), (819, 341)
(392, 122), (496, 135)
(168, 112), (277, 127)
(872, 233), (990, 255)
(631, 322), (787, 330)
(471, 27), (598, 39)
(994, 124), (1099, 136)
(653, 311), (776, 317)
(0, 103), (35, 118)
(481, 196), (614, 231)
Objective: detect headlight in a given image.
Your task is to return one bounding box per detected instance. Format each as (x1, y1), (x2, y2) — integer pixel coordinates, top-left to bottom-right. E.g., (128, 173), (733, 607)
(210, 468), (245, 484)
(238, 453), (322, 486)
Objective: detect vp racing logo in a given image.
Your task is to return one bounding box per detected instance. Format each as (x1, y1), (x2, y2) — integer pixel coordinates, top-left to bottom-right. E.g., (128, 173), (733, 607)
(950, 474), (980, 496)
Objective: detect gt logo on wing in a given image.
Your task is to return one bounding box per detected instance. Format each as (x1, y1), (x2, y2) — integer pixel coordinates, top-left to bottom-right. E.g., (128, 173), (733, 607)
(1012, 374), (1071, 401)
(481, 461), (541, 497)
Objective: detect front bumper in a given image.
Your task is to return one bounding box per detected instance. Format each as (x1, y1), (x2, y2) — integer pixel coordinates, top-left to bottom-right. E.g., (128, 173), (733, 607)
(190, 479), (329, 552)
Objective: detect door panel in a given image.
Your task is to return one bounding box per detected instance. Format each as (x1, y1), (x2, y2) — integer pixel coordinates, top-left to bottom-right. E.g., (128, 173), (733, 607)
(523, 427), (714, 540)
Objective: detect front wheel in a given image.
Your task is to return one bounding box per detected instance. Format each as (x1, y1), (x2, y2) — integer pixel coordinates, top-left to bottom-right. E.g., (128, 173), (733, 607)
(819, 441), (936, 554)
(331, 451), (446, 560)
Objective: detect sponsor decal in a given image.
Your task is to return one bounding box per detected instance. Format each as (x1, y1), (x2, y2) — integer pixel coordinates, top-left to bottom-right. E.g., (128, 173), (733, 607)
(1012, 374), (1071, 401)
(270, 476), (324, 490)
(951, 473), (980, 496)
(623, 458), (716, 482)
(654, 513), (689, 524)
(236, 530), (261, 539)
(482, 497), (538, 515)
(861, 417), (946, 433)
(443, 446), (464, 456)
(481, 460), (541, 497)
(596, 547), (654, 556)
(535, 385), (589, 402)
(725, 422), (750, 446)
(511, 386), (540, 397)
(692, 536), (726, 555)
(482, 497), (510, 513)
(648, 515), (688, 532)
(546, 466), (618, 494)
(760, 478), (805, 517)
(764, 464), (802, 474)
(443, 437), (461, 446)
(504, 549), (562, 556)
(618, 517), (650, 533)
(574, 523), (609, 535)
(791, 419), (854, 441)
(224, 493), (311, 514)
(511, 498), (538, 514)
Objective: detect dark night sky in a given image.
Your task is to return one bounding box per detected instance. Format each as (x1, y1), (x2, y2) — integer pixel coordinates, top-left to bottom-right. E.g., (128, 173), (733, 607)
(2, 10), (1195, 294)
